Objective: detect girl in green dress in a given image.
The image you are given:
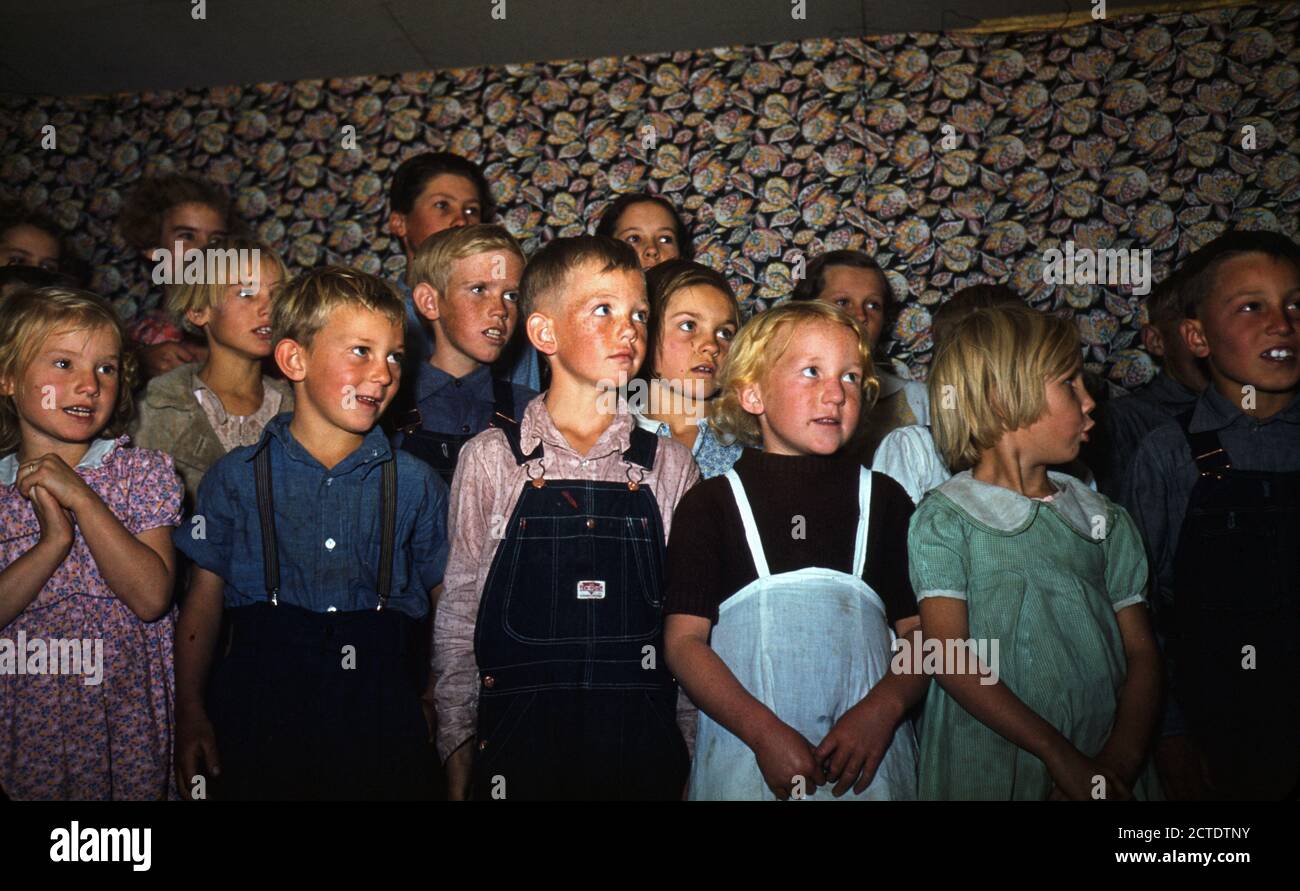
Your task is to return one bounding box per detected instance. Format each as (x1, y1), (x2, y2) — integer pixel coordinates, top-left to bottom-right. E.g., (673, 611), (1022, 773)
(908, 304), (1161, 800)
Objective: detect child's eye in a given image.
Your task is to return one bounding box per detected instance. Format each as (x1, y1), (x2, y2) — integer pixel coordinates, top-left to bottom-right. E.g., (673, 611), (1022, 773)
(238, 286), (256, 298)
(470, 284), (486, 295)
(1240, 301), (1261, 313)
(352, 346), (370, 358)
(801, 367), (818, 378)
(434, 201), (449, 211)
(624, 235), (640, 245)
(834, 299), (849, 308)
(718, 328), (735, 342)
(98, 363), (118, 375)
(53, 358), (71, 369)
(503, 290), (520, 304)
(388, 351), (403, 364)
(464, 206), (480, 219)
(593, 304), (610, 316)
(658, 235), (676, 245)
(841, 371), (860, 384)
(678, 320), (696, 333)
(865, 301), (883, 313)
(632, 310), (649, 324)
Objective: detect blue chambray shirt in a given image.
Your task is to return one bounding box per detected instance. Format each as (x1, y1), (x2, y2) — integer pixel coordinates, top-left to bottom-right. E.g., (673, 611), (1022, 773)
(393, 362), (536, 444)
(174, 413), (449, 619)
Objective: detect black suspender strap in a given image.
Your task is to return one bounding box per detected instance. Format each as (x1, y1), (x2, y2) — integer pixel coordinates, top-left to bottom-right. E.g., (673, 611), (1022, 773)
(1175, 409), (1232, 478)
(253, 443), (399, 611)
(376, 457), (397, 611)
(490, 377), (517, 426)
(622, 426), (659, 469)
(253, 445), (280, 606)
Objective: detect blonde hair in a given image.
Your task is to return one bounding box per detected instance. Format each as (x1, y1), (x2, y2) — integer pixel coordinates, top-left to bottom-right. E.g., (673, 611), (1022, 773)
(708, 301), (879, 448)
(165, 237), (288, 335)
(272, 266), (406, 347)
(407, 223), (525, 294)
(0, 287), (136, 454)
(929, 304), (1081, 472)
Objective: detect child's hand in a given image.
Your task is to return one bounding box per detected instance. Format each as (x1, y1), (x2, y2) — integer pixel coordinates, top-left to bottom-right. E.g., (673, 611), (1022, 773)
(1046, 744), (1131, 801)
(753, 721), (824, 800)
(139, 340), (204, 378)
(175, 707), (221, 801)
(814, 699), (897, 797)
(17, 454), (95, 514)
(29, 484), (75, 550)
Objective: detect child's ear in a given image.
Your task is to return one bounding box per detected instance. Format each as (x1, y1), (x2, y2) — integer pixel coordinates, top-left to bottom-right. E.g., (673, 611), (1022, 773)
(1180, 318), (1211, 359)
(0, 372), (13, 398)
(739, 381), (764, 416)
(526, 312), (557, 356)
(389, 211), (408, 244)
(275, 338), (308, 383)
(1139, 323), (1165, 358)
(412, 282), (441, 322)
(187, 306), (211, 331)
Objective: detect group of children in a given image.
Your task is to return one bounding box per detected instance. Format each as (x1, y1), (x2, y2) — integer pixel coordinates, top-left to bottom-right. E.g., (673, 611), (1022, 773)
(0, 154), (1296, 801)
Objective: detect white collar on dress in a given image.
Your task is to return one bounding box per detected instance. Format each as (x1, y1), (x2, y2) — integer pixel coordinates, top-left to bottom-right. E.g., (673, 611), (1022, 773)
(929, 469), (1112, 540)
(0, 437), (120, 486)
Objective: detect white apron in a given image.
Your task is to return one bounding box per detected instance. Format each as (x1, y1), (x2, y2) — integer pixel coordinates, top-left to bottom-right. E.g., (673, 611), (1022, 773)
(688, 467), (918, 801)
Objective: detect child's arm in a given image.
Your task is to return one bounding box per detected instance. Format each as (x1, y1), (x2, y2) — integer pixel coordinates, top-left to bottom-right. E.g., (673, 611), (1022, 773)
(920, 596), (1129, 800)
(174, 566), (225, 800)
(665, 613), (825, 799)
(1094, 604), (1160, 785)
(18, 455), (174, 621)
(0, 485), (74, 628)
(814, 616), (929, 797)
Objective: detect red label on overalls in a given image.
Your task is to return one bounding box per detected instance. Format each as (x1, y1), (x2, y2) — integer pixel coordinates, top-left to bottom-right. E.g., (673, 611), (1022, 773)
(576, 580), (606, 600)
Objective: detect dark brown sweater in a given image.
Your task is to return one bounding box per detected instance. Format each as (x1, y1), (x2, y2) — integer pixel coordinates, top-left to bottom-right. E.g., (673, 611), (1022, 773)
(663, 448), (918, 627)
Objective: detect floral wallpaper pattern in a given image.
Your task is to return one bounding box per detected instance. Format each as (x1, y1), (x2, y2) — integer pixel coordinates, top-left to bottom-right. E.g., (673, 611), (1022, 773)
(1, 3), (1297, 386)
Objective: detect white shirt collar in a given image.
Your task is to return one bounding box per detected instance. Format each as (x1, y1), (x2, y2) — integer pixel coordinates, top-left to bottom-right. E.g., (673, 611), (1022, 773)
(930, 469), (1112, 540)
(0, 437), (119, 485)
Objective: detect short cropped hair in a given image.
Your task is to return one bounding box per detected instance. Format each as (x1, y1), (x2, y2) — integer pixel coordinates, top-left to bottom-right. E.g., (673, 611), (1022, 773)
(165, 237), (288, 334)
(594, 193), (694, 261)
(407, 224), (525, 294)
(389, 152), (494, 222)
(1145, 273), (1185, 329)
(0, 287), (136, 453)
(638, 258), (738, 383)
(118, 174), (236, 251)
(518, 235), (642, 320)
(929, 304), (1081, 472)
(708, 300), (878, 448)
(272, 266), (406, 348)
(931, 283), (1023, 349)
(1177, 230), (1300, 319)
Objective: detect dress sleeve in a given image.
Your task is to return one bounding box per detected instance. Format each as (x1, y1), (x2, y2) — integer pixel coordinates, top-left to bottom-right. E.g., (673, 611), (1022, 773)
(872, 425), (949, 505)
(1103, 504), (1149, 613)
(124, 448), (184, 534)
(906, 496), (970, 602)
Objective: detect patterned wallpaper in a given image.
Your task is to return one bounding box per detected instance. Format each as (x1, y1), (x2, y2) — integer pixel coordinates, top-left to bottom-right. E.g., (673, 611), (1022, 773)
(1, 3), (1297, 387)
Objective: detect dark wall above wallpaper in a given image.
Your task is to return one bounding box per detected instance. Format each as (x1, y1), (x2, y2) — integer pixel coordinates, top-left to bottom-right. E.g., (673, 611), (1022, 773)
(1, 2), (1297, 388)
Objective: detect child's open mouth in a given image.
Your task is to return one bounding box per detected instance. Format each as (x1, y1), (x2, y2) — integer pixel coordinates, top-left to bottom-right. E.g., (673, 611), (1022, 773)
(812, 416), (841, 427)
(253, 326), (272, 340)
(354, 393), (382, 411)
(62, 405), (96, 421)
(1261, 347), (1296, 362)
(690, 364), (715, 376)
(483, 327), (505, 344)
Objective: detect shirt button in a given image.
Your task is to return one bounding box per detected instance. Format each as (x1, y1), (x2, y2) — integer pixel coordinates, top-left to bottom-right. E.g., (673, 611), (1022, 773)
(325, 538), (336, 550)
(461, 424), (470, 433)
(327, 606), (337, 612)
(483, 675), (496, 689)
(453, 379), (462, 388)
(581, 460), (589, 467)
(326, 477), (333, 486)
(478, 739), (488, 751)
(586, 518), (596, 529)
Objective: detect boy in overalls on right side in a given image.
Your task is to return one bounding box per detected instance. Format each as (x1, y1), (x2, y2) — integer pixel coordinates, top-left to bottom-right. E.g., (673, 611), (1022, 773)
(1121, 231), (1300, 800)
(433, 236), (701, 800)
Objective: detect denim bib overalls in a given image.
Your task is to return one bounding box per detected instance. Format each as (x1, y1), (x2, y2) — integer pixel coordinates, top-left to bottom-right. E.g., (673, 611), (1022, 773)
(470, 421), (688, 800)
(396, 378), (517, 487)
(1170, 418), (1299, 799)
(205, 444), (436, 800)
(689, 467), (918, 800)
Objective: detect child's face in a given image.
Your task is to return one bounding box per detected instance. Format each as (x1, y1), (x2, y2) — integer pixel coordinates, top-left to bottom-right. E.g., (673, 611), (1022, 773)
(193, 259), (282, 360)
(613, 202), (681, 269)
(1, 225), (61, 273)
(156, 202), (226, 256)
(535, 261), (648, 390)
(653, 284), (737, 401)
(816, 265), (888, 351)
(1011, 364), (1096, 467)
(3, 325), (120, 450)
(742, 320), (864, 456)
(392, 174), (483, 257)
(1183, 253), (1300, 398)
(420, 249), (523, 370)
(285, 305), (404, 436)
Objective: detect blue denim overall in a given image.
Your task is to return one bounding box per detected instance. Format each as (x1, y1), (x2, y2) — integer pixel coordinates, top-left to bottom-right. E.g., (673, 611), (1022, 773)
(205, 444), (437, 800)
(396, 378), (517, 487)
(470, 421), (688, 800)
(689, 467), (918, 800)
(1170, 419), (1299, 799)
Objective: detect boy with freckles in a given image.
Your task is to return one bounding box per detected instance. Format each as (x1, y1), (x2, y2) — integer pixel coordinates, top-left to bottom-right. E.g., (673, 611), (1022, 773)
(1120, 231), (1300, 800)
(173, 268), (449, 801)
(434, 236), (700, 801)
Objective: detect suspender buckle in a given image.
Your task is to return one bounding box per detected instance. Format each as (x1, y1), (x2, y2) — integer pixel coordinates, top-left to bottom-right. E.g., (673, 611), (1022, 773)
(270, 588), (279, 606)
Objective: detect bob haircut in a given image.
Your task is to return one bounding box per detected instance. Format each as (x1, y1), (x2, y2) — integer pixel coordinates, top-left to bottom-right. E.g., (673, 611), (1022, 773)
(708, 300), (878, 448)
(929, 304), (1081, 472)
(164, 237), (288, 335)
(930, 283), (1023, 349)
(407, 223), (525, 294)
(636, 258), (739, 385)
(118, 174), (236, 251)
(0, 287), (136, 454)
(271, 266), (406, 348)
(594, 192), (694, 262)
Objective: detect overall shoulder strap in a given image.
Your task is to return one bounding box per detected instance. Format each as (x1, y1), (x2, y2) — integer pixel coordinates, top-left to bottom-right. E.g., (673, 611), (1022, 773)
(376, 458), (398, 610)
(852, 467), (874, 579)
(496, 414), (543, 466)
(623, 425), (659, 470)
(490, 377), (517, 425)
(1176, 409), (1232, 478)
(724, 469), (770, 578)
(253, 442), (280, 605)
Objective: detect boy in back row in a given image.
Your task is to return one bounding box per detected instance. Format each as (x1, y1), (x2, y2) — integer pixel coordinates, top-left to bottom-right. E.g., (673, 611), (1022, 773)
(434, 236), (701, 800)
(1120, 231), (1299, 800)
(173, 268), (449, 800)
